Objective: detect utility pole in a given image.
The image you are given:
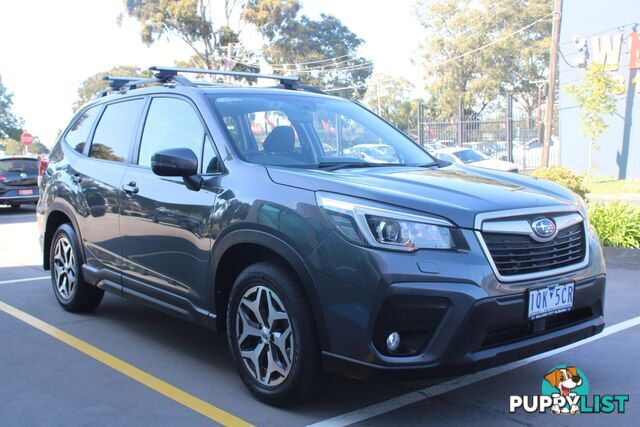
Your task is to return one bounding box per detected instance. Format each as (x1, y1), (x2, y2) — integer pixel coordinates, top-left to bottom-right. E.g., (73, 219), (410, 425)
(541, 0), (562, 167)
(533, 80), (547, 148)
(376, 82), (382, 116)
(226, 42), (234, 71)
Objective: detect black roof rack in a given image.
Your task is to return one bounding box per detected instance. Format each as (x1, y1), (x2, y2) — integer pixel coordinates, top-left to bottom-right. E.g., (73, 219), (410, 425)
(149, 66), (300, 89)
(98, 66), (326, 98)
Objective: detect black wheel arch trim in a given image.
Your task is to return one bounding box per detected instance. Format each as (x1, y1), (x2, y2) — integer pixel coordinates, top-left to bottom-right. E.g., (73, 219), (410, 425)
(43, 198), (86, 270)
(209, 226), (331, 351)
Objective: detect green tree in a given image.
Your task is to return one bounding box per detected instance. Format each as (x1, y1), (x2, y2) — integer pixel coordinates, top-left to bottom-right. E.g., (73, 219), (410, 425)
(0, 74), (23, 141)
(416, 0), (551, 119)
(362, 75), (422, 132)
(564, 63), (624, 184)
(122, 0), (251, 70)
(244, 1), (372, 98)
(1, 138), (24, 155)
(29, 140), (50, 155)
(73, 65), (153, 111)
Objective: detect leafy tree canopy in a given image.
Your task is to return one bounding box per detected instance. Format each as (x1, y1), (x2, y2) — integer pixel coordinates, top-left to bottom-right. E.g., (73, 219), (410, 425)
(121, 1), (372, 97)
(244, 1), (372, 98)
(416, 0), (552, 118)
(0, 138), (24, 155)
(73, 65), (153, 112)
(362, 75), (422, 132)
(0, 74), (23, 141)
(122, 0), (251, 70)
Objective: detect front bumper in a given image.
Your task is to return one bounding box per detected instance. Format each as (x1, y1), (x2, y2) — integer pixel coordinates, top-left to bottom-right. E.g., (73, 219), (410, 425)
(307, 226), (606, 381)
(322, 275), (605, 381)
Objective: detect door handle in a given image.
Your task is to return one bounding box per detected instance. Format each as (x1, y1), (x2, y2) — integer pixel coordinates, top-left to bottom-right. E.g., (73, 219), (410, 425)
(122, 181), (139, 195)
(71, 173), (82, 184)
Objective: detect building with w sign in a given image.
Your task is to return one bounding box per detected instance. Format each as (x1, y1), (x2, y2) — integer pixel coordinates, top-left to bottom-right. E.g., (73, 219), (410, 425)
(559, 0), (639, 178)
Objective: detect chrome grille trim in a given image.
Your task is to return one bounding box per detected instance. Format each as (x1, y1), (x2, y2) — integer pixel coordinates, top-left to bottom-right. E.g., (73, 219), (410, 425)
(474, 206), (589, 282)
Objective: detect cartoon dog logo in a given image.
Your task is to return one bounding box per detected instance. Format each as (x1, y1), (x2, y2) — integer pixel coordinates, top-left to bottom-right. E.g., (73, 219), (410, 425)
(544, 366), (583, 414)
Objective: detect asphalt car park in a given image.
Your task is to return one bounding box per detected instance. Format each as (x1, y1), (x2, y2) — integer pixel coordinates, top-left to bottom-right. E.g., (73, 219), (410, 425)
(1, 205), (638, 426)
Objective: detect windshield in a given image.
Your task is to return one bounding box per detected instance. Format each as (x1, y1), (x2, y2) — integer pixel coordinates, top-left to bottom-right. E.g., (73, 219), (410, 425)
(0, 158), (38, 174)
(453, 149), (487, 164)
(207, 93), (435, 168)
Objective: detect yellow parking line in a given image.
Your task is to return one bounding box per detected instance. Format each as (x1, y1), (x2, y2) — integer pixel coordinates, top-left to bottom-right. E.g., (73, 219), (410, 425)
(0, 300), (253, 427)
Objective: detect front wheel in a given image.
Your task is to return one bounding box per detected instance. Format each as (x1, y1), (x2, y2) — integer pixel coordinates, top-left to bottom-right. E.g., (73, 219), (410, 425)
(50, 223), (104, 312)
(226, 262), (330, 405)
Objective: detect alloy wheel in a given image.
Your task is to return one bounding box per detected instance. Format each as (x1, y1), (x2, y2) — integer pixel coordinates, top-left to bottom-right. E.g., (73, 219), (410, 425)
(235, 285), (293, 386)
(53, 236), (77, 300)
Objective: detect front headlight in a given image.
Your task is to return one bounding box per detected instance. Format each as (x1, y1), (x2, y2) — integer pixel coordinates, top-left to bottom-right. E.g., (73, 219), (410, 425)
(316, 192), (456, 252)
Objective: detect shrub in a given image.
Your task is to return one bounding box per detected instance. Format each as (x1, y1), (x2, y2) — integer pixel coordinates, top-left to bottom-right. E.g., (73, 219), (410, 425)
(588, 202), (640, 248)
(531, 167), (589, 199)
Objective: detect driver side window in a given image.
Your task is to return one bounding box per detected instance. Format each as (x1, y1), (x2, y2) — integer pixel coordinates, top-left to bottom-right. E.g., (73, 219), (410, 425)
(138, 97), (206, 169)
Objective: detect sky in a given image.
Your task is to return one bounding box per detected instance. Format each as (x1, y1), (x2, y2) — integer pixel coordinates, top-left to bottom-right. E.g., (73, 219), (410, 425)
(0, 0), (424, 146)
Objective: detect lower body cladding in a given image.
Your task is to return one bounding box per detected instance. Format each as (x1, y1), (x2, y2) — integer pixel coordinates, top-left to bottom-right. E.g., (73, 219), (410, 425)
(307, 229), (606, 381)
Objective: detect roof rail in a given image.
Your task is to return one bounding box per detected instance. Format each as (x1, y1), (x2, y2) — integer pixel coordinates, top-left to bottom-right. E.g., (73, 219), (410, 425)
(99, 76), (162, 97)
(98, 67), (327, 98)
(149, 66), (300, 89)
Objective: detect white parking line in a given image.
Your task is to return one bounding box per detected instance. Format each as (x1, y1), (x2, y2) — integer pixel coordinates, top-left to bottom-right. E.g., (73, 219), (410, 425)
(308, 315), (640, 427)
(0, 276), (49, 285)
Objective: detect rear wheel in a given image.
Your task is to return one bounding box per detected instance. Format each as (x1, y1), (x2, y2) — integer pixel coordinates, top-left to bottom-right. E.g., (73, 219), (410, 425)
(227, 262), (330, 405)
(50, 223), (104, 312)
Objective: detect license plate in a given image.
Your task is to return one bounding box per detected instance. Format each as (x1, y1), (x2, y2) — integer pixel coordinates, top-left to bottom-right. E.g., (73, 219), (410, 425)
(18, 189), (33, 195)
(528, 282), (574, 320)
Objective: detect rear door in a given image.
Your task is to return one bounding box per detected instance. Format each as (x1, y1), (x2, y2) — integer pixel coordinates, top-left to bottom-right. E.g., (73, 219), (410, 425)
(73, 98), (146, 273)
(119, 96), (221, 308)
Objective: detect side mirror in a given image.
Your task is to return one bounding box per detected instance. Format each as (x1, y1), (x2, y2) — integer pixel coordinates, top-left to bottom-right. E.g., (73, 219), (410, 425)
(151, 148), (198, 177)
(151, 148), (202, 191)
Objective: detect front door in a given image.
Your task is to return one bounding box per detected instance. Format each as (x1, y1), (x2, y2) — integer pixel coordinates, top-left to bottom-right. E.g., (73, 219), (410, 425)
(119, 96), (222, 308)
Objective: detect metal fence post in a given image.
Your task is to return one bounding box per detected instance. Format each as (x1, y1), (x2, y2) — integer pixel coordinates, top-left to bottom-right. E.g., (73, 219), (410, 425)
(506, 94), (514, 162)
(418, 101), (424, 146)
(457, 98), (464, 146)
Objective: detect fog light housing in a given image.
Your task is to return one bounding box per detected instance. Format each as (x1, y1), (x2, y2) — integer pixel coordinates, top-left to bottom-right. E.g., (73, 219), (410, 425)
(386, 332), (400, 351)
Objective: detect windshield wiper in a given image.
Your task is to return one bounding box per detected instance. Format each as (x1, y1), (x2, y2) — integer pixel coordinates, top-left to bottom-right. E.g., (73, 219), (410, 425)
(317, 162), (402, 171)
(416, 162), (439, 168)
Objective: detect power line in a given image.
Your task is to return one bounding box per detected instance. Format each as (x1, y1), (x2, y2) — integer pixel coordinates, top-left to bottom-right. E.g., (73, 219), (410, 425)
(325, 14), (553, 93)
(559, 21), (639, 46)
(231, 0), (530, 76)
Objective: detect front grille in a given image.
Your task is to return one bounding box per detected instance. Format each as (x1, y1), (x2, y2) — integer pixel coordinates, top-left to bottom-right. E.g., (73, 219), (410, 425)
(482, 222), (586, 277)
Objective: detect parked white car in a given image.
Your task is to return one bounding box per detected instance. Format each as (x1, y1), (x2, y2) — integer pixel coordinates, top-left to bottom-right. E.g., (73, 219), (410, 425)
(434, 147), (518, 172)
(344, 143), (399, 163)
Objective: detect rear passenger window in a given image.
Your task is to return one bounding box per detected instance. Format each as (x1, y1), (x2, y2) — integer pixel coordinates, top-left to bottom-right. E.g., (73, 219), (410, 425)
(138, 97), (206, 168)
(65, 106), (100, 154)
(89, 99), (145, 163)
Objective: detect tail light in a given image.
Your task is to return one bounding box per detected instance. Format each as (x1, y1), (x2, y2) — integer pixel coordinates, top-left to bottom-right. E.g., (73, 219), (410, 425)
(38, 157), (50, 177)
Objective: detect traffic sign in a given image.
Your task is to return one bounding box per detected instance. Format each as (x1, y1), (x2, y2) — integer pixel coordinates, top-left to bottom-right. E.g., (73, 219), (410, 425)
(20, 132), (34, 146)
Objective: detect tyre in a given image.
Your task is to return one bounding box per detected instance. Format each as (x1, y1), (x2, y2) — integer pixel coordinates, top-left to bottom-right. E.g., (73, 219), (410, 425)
(226, 262), (330, 405)
(50, 223), (104, 312)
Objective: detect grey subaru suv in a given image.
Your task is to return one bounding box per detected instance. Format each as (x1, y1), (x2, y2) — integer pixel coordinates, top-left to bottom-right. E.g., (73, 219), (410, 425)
(37, 67), (605, 405)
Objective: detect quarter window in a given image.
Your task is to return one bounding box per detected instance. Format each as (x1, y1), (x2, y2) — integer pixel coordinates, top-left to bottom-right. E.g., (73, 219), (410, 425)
(138, 98), (206, 168)
(89, 99), (145, 163)
(65, 106), (101, 154)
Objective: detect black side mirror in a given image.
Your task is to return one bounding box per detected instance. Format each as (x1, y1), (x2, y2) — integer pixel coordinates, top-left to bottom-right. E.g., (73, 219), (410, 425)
(151, 148), (202, 191)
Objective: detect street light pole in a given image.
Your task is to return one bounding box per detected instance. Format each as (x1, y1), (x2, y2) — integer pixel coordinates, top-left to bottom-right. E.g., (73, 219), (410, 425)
(541, 0), (563, 167)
